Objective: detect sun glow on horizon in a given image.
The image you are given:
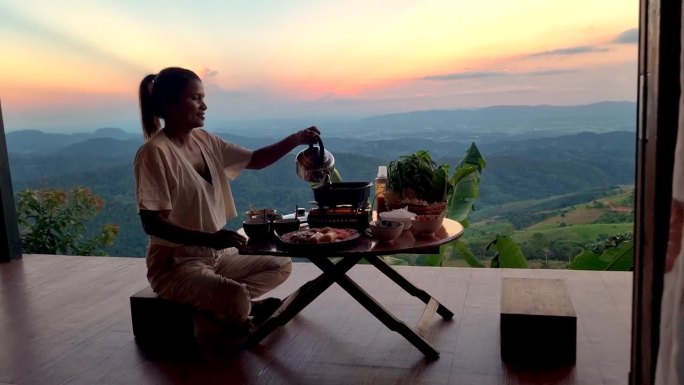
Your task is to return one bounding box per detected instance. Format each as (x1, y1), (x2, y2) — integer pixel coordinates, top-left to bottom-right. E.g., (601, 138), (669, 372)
(0, 0), (638, 131)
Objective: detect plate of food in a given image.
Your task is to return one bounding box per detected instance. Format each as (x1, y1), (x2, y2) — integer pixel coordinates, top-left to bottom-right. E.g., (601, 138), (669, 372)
(277, 227), (360, 251)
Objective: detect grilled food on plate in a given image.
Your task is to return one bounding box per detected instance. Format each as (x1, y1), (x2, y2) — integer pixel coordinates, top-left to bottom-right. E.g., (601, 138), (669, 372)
(281, 227), (357, 244)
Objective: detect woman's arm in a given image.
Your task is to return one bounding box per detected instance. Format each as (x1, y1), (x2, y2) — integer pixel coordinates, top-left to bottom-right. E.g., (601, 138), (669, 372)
(247, 126), (320, 170)
(139, 209), (246, 249)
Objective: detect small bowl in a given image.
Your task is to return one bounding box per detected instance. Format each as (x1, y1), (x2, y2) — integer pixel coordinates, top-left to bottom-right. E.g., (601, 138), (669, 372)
(272, 218), (301, 236)
(242, 219), (272, 240)
(379, 211), (414, 231)
(368, 220), (404, 243)
(410, 215), (445, 236)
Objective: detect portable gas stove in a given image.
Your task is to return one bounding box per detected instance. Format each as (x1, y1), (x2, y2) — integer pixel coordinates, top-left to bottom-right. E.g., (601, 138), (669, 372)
(307, 205), (371, 231)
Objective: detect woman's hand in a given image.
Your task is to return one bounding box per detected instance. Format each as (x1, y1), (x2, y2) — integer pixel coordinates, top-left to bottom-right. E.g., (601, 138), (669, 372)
(247, 125), (321, 170)
(207, 229), (247, 250)
(292, 126), (321, 146)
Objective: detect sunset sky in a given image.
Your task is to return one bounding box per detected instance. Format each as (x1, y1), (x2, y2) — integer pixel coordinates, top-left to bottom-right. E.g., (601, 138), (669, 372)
(0, 0), (638, 132)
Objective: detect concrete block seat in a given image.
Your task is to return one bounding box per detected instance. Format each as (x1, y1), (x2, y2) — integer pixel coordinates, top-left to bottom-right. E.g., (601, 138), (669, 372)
(500, 278), (577, 367)
(130, 286), (196, 349)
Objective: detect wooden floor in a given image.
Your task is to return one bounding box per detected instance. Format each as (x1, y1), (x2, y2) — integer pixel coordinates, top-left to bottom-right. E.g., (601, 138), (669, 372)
(0, 255), (632, 385)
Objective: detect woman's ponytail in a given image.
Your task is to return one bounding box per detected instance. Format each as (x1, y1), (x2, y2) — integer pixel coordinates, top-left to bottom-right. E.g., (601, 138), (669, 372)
(139, 74), (159, 140)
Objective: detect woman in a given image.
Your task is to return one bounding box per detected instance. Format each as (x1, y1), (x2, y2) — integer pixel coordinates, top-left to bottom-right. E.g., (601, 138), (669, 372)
(134, 67), (319, 344)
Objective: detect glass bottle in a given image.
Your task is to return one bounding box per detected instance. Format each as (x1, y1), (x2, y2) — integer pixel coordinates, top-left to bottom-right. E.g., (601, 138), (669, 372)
(375, 166), (388, 214)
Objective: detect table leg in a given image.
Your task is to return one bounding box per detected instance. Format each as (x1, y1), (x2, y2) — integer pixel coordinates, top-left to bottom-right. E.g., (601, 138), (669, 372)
(364, 255), (454, 320)
(310, 257), (441, 359)
(244, 254), (364, 348)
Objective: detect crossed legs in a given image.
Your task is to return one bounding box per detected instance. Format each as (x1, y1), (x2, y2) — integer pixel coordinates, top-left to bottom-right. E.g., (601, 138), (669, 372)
(151, 245), (291, 326)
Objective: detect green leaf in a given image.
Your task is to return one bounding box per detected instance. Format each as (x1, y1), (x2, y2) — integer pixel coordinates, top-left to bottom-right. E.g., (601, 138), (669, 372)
(452, 240), (485, 267)
(431, 165), (449, 202)
(450, 163), (481, 189)
(447, 175), (480, 222)
(330, 168), (343, 183)
(456, 142), (487, 171)
(422, 254), (443, 266)
(602, 241), (633, 271)
(446, 143), (485, 221)
(568, 250), (603, 270)
(570, 240), (633, 271)
(387, 149), (455, 202)
(487, 235), (527, 268)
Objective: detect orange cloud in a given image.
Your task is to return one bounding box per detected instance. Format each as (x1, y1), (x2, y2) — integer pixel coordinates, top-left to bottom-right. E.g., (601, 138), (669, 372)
(197, 66), (219, 79)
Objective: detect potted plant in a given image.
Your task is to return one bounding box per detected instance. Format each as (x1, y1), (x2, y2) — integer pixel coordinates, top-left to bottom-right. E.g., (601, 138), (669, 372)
(384, 144), (486, 218)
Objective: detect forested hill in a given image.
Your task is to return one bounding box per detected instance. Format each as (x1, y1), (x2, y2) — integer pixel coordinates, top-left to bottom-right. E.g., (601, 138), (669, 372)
(7, 127), (635, 257)
(475, 131), (635, 204)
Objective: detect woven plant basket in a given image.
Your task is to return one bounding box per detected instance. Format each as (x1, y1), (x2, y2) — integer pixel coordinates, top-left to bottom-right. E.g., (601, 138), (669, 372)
(384, 190), (447, 216)
(407, 202), (447, 216)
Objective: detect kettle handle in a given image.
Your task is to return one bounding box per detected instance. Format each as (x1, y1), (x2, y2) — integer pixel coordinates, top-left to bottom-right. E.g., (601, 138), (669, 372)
(307, 136), (325, 163)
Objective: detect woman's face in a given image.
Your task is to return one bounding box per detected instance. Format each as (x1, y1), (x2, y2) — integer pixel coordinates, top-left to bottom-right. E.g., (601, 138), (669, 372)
(166, 79), (207, 129)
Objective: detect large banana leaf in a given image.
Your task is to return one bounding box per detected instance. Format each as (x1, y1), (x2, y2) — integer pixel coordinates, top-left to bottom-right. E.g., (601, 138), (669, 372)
(569, 241), (633, 270)
(454, 142), (486, 174)
(602, 241), (634, 270)
(567, 250), (600, 269)
(414, 241), (453, 266)
(446, 143), (486, 222)
(447, 173), (481, 222)
(416, 254), (444, 267)
(453, 239), (485, 267)
(422, 143), (486, 267)
(487, 235), (527, 268)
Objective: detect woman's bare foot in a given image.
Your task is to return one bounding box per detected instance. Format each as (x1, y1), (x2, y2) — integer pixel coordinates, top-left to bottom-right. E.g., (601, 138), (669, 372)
(193, 312), (253, 359)
(249, 297), (283, 325)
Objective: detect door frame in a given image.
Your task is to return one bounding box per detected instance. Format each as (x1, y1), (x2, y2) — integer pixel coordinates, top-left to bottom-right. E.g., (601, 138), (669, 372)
(631, 0), (681, 383)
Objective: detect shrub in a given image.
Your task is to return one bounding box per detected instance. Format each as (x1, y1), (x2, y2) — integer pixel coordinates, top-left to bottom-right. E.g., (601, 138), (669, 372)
(17, 187), (119, 255)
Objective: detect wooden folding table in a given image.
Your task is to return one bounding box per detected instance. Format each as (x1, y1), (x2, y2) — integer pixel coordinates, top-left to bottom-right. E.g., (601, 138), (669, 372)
(238, 218), (464, 359)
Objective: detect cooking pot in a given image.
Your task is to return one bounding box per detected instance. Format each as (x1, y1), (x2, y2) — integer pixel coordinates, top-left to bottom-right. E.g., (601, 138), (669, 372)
(295, 137), (335, 183)
(312, 182), (372, 210)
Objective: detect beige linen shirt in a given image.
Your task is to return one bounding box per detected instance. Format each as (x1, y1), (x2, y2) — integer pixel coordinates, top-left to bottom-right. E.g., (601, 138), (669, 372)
(134, 129), (253, 247)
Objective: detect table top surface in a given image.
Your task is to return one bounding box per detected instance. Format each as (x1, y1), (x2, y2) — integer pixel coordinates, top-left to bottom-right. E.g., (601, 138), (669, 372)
(238, 218), (464, 257)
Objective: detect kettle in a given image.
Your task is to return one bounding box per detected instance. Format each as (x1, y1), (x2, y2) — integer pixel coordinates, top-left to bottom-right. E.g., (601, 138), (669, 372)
(295, 137), (335, 183)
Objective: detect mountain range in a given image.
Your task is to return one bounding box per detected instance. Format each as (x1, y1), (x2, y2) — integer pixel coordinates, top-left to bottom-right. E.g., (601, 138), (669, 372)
(7, 101), (635, 153)
(6, 101), (637, 256)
